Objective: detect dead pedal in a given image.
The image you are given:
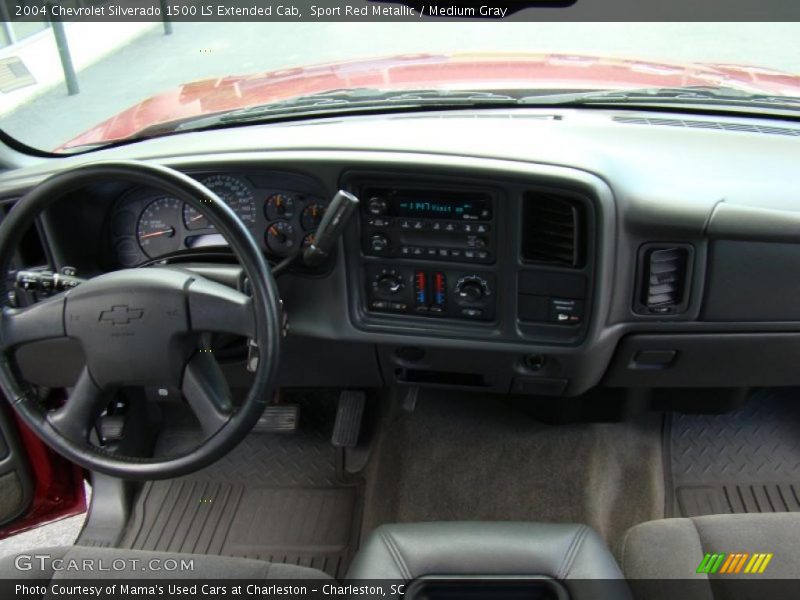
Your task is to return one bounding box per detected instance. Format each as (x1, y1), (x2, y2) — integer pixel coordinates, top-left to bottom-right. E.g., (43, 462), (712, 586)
(331, 390), (366, 448)
(253, 404), (299, 433)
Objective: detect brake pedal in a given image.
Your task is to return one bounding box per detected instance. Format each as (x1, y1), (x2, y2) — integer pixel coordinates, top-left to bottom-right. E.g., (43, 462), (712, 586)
(331, 390), (366, 448)
(253, 404), (299, 433)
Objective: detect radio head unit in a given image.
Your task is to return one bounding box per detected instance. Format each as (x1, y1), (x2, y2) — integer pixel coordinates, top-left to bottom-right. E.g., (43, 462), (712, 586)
(359, 185), (496, 264)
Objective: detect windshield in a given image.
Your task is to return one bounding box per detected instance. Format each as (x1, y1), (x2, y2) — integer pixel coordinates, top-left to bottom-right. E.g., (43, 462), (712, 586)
(1, 22), (798, 152)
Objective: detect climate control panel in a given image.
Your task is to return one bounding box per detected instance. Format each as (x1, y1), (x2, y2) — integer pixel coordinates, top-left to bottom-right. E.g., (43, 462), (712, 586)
(366, 265), (496, 321)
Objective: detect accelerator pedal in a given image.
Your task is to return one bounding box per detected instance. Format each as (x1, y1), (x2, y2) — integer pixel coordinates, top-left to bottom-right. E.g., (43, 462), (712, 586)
(331, 390), (366, 448)
(253, 404), (299, 433)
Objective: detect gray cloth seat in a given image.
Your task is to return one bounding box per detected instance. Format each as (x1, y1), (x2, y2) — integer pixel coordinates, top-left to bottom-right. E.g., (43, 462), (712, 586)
(347, 522), (631, 600)
(0, 545), (331, 580)
(622, 514), (800, 600)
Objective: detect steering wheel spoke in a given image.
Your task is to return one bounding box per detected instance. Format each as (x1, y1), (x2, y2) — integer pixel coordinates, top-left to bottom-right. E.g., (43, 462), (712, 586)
(0, 294), (67, 350)
(46, 367), (112, 445)
(187, 277), (255, 338)
(181, 351), (234, 438)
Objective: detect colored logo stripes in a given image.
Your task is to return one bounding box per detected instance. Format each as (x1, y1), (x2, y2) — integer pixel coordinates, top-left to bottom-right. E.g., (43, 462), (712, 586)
(697, 552), (773, 574)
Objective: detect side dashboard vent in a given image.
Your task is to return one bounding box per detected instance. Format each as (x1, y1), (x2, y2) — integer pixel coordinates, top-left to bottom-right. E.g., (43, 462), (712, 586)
(521, 191), (584, 268)
(637, 245), (693, 315)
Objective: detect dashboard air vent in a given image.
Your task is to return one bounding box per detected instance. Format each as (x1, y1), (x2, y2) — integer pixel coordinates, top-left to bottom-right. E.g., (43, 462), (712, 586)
(521, 192), (583, 268)
(639, 246), (691, 314)
(614, 116), (800, 138)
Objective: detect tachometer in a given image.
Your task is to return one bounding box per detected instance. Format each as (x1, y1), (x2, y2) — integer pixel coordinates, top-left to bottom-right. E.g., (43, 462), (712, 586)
(137, 196), (182, 258)
(200, 175), (256, 225)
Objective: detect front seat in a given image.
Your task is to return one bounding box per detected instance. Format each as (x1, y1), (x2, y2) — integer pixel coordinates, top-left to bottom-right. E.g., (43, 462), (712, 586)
(0, 545), (331, 580)
(622, 513), (800, 600)
(347, 522), (631, 600)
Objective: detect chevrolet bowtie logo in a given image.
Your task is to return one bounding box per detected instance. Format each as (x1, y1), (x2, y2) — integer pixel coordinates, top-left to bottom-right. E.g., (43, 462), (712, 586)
(99, 305), (144, 325)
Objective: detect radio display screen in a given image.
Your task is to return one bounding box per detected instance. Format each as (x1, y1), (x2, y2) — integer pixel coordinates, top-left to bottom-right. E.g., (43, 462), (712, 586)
(388, 190), (492, 221)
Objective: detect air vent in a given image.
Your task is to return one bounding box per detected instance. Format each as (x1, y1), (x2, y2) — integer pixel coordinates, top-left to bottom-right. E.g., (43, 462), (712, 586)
(521, 192), (584, 267)
(614, 116), (800, 138)
(637, 245), (692, 315)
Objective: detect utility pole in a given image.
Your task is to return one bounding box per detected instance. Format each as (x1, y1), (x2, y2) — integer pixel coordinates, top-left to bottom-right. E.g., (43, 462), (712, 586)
(50, 16), (79, 96)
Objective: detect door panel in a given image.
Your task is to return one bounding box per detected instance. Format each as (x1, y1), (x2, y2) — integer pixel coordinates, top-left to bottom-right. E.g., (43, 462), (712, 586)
(0, 403), (33, 527)
(0, 399), (86, 540)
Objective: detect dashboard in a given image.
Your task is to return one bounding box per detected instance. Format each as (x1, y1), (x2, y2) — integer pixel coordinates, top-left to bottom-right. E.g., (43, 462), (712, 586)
(109, 171), (329, 266)
(2, 106), (800, 398)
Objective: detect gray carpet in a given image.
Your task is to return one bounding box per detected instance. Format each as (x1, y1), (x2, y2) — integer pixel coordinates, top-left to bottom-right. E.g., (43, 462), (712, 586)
(361, 391), (665, 557)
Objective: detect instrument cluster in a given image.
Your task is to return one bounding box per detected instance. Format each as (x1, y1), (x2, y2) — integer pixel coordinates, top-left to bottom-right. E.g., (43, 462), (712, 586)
(110, 173), (327, 266)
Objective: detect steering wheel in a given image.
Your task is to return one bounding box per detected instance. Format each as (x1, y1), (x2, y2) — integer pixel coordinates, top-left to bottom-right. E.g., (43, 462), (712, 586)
(0, 161), (282, 480)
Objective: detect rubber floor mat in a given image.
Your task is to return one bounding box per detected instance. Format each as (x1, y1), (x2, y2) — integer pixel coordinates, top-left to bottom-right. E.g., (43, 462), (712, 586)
(670, 389), (800, 517)
(118, 395), (362, 577)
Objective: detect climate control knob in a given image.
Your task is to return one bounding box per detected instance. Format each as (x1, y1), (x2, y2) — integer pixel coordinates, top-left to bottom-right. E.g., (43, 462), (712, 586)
(373, 269), (404, 295)
(370, 234), (390, 253)
(454, 276), (491, 305)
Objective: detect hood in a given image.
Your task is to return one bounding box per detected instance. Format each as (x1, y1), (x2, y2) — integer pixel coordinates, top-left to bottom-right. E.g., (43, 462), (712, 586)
(61, 52), (800, 150)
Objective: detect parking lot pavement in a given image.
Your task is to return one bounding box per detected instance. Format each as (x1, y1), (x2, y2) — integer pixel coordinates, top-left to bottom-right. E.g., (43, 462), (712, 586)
(0, 482), (90, 561)
(2, 22), (800, 151)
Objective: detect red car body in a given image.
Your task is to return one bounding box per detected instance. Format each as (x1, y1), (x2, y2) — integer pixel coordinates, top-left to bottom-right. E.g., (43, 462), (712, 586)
(62, 53), (800, 149)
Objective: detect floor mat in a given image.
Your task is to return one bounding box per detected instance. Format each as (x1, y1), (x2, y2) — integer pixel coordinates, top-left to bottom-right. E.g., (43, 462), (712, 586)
(118, 395), (362, 577)
(670, 389), (800, 517)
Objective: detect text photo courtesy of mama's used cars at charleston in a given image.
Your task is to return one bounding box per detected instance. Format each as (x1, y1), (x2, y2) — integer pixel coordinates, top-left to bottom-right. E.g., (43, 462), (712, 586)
(0, 3), (799, 600)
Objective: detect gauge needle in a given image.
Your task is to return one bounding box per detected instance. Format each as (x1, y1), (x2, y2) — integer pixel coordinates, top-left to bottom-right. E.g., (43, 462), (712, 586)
(189, 214), (205, 223)
(140, 227), (175, 239)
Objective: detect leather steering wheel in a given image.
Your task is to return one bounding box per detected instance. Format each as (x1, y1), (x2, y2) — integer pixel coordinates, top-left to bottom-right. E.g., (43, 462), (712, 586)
(0, 161), (282, 480)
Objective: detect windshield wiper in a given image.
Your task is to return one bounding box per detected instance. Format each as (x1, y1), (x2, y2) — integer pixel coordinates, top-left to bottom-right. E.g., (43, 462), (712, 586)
(172, 88), (519, 132)
(518, 85), (800, 110)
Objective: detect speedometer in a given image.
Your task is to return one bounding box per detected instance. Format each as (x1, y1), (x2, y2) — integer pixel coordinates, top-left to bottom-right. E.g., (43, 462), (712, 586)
(199, 175), (256, 225)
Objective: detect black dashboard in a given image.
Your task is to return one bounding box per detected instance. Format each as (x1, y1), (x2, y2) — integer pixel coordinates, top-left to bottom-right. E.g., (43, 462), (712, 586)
(2, 106), (800, 399)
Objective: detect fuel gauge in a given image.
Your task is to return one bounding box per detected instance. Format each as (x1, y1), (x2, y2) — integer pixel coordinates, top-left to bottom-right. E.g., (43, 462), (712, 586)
(265, 221), (297, 256)
(265, 193), (295, 221)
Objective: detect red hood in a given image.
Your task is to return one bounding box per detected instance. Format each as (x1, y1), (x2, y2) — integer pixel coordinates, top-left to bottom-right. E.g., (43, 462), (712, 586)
(61, 52), (800, 150)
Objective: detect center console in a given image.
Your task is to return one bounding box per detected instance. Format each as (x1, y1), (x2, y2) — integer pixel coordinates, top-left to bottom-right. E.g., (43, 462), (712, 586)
(357, 181), (498, 321)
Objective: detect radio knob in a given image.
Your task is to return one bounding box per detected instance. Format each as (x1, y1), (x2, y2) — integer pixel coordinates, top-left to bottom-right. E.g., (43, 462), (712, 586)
(367, 196), (388, 216)
(370, 234), (390, 253)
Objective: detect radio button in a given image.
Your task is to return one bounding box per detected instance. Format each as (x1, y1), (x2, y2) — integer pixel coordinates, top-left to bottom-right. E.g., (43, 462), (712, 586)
(476, 223), (490, 233)
(370, 234), (390, 253)
(450, 248), (463, 259)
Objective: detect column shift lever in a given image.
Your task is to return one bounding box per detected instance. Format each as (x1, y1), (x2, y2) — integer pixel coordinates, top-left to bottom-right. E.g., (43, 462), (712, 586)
(302, 190), (360, 267)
